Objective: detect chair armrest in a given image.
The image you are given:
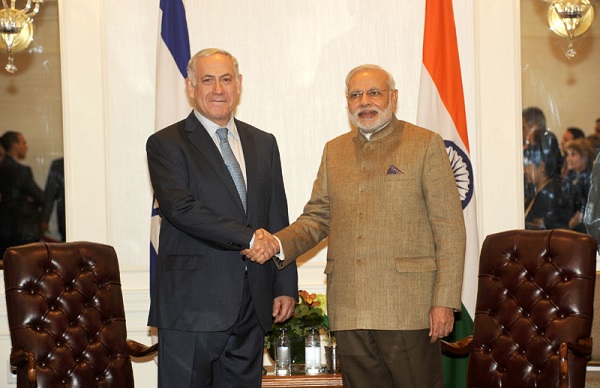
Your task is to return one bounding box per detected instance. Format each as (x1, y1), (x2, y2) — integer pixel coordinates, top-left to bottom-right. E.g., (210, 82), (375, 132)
(585, 334), (600, 366)
(441, 336), (473, 356)
(10, 347), (37, 388)
(565, 337), (592, 358)
(126, 339), (158, 358)
(559, 339), (593, 388)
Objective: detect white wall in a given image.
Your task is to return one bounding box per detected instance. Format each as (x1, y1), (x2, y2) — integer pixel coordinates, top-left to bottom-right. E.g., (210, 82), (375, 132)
(0, 0), (523, 386)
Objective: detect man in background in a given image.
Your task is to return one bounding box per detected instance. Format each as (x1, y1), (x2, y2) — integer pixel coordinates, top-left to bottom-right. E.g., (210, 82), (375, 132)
(0, 131), (45, 257)
(522, 107), (552, 201)
(560, 127), (585, 156)
(245, 64), (466, 388)
(584, 152), (600, 250)
(147, 48), (297, 387)
(594, 118), (600, 141)
(522, 106), (547, 149)
(587, 118), (600, 154)
(41, 157), (66, 241)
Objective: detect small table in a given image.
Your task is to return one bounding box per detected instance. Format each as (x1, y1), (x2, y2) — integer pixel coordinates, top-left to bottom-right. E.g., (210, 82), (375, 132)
(262, 367), (343, 387)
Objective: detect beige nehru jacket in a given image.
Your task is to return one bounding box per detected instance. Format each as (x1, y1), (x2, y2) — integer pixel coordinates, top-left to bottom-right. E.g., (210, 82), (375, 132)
(275, 116), (466, 331)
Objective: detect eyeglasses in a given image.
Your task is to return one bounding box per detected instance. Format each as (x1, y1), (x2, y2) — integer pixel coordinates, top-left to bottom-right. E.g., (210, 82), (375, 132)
(346, 89), (391, 101)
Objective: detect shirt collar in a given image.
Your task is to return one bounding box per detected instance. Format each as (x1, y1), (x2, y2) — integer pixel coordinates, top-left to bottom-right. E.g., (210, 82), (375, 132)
(193, 110), (240, 140)
(359, 117), (393, 140)
(357, 115), (399, 142)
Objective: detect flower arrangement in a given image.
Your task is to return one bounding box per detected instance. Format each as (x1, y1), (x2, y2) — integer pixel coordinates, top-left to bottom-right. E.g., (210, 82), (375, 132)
(265, 290), (330, 356)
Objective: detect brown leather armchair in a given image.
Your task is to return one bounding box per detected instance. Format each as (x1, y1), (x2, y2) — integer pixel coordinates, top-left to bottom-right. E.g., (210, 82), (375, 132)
(442, 229), (597, 388)
(3, 241), (157, 387)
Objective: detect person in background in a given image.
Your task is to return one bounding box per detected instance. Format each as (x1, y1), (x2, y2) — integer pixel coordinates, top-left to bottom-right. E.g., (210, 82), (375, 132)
(560, 127), (586, 179)
(146, 48), (297, 388)
(584, 152), (600, 248)
(522, 106), (547, 150)
(586, 134), (600, 156)
(560, 127), (585, 155)
(562, 138), (596, 233)
(245, 64), (466, 388)
(524, 129), (569, 230)
(522, 107), (550, 200)
(0, 131), (45, 257)
(593, 118), (600, 142)
(41, 157), (66, 241)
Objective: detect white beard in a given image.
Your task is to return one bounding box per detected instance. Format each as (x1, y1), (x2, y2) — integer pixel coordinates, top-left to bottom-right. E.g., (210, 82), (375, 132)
(349, 100), (394, 134)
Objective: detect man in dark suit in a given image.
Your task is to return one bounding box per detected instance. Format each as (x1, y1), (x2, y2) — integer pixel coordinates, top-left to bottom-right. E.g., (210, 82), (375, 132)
(0, 131), (45, 257)
(41, 158), (66, 241)
(146, 48), (298, 388)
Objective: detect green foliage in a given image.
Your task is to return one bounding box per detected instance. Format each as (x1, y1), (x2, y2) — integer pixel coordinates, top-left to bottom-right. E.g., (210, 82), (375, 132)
(265, 290), (329, 351)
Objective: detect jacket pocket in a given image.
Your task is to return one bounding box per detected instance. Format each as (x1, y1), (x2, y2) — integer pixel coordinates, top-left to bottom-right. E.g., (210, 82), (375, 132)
(394, 256), (437, 273)
(324, 259), (335, 274)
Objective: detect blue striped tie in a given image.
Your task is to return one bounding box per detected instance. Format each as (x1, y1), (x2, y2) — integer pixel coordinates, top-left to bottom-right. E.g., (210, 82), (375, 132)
(216, 127), (247, 212)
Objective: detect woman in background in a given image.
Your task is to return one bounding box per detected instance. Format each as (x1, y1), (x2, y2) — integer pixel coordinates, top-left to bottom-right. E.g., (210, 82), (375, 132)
(562, 138), (596, 232)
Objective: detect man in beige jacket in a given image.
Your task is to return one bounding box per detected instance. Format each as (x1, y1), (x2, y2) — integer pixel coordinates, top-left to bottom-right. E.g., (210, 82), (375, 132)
(246, 64), (466, 388)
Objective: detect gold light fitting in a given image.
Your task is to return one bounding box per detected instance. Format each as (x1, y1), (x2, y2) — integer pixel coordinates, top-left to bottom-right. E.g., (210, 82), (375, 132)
(0, 0), (42, 73)
(543, 0), (595, 59)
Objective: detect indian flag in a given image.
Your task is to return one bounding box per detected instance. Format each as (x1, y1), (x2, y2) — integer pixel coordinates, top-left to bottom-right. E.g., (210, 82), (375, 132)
(416, 0), (479, 386)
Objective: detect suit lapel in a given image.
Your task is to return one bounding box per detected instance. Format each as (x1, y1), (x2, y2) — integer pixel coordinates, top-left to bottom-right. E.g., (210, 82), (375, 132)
(184, 112), (246, 214)
(237, 119), (256, 219)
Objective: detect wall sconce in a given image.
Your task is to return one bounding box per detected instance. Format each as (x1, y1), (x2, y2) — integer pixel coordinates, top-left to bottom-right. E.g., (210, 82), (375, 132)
(543, 0), (595, 58)
(0, 0), (43, 74)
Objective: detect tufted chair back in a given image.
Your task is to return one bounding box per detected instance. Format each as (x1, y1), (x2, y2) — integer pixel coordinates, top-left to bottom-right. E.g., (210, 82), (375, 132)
(468, 229), (596, 387)
(3, 241), (156, 388)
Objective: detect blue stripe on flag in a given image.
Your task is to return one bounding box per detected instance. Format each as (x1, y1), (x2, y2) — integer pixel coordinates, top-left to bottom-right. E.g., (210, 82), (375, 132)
(159, 0), (191, 77)
(152, 0), (190, 296)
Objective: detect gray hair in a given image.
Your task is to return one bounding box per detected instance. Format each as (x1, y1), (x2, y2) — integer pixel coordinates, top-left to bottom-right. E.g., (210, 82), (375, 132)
(345, 64), (396, 92)
(187, 48), (240, 85)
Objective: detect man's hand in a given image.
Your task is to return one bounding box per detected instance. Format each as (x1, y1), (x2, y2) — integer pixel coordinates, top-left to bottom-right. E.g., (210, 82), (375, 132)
(240, 228), (280, 264)
(272, 296), (295, 323)
(429, 306), (454, 343)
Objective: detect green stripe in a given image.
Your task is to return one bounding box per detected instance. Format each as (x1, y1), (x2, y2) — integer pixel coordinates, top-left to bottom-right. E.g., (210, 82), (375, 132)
(442, 304), (473, 388)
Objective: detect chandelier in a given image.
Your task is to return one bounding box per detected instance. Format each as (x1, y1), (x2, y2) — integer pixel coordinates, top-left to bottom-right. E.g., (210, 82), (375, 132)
(543, 0), (595, 59)
(0, 0), (43, 74)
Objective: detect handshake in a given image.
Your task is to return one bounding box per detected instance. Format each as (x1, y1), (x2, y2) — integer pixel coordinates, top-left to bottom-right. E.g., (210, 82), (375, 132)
(241, 228), (280, 264)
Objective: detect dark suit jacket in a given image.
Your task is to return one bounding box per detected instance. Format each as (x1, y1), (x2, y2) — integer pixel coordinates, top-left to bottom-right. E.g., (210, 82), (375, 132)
(146, 112), (297, 332)
(42, 158), (66, 241)
(0, 156), (45, 254)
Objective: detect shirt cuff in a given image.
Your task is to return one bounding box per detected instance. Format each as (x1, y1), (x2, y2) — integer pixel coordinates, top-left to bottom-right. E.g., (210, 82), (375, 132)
(273, 235), (285, 262)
